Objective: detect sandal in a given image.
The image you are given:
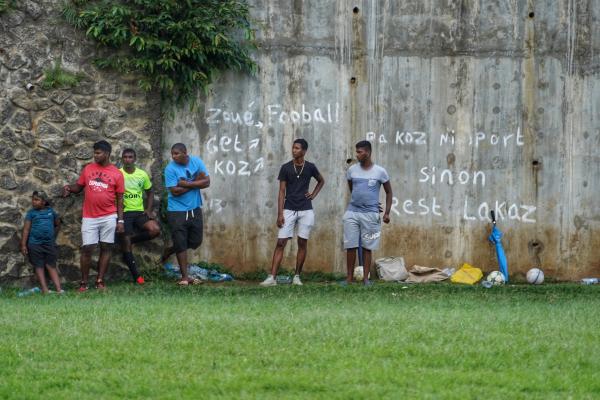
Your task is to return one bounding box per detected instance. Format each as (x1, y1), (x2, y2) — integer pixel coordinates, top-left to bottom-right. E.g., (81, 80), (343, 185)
(177, 279), (189, 286)
(189, 278), (202, 285)
(95, 279), (106, 290)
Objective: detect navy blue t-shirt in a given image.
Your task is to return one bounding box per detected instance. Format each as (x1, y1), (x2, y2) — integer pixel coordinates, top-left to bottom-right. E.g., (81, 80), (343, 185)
(25, 207), (58, 245)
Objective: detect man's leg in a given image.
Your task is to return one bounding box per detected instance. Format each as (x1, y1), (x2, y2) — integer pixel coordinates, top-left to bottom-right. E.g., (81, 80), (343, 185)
(80, 244), (95, 288)
(346, 248), (357, 283)
(270, 238), (288, 276)
(362, 248), (372, 283)
(97, 242), (113, 286)
(342, 211), (360, 283)
(294, 210), (314, 277)
(175, 249), (189, 281)
(121, 234), (140, 282)
(294, 237), (307, 275)
(95, 215), (117, 288)
(131, 219), (161, 244)
(80, 217), (98, 290)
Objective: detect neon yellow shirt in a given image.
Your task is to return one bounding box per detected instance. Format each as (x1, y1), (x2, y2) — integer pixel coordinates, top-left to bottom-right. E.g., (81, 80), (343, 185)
(119, 167), (152, 212)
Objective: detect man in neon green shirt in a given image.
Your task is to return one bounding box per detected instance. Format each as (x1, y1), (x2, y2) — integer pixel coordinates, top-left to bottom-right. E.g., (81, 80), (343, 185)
(119, 148), (161, 284)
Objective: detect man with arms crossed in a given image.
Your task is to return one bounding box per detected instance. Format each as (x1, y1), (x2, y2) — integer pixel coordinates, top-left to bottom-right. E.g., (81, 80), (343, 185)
(343, 140), (392, 285)
(163, 143), (210, 286)
(63, 140), (125, 291)
(119, 148), (161, 284)
(261, 139), (325, 286)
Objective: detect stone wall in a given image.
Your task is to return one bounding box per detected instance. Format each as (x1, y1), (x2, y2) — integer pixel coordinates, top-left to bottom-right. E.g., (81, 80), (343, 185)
(0, 1), (162, 284)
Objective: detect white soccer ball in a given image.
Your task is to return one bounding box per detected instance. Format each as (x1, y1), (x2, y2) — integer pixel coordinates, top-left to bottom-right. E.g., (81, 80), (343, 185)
(486, 271), (505, 285)
(353, 266), (364, 281)
(526, 268), (544, 285)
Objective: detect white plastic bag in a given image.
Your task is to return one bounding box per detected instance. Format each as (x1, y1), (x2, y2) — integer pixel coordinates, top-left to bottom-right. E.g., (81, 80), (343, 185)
(375, 257), (408, 282)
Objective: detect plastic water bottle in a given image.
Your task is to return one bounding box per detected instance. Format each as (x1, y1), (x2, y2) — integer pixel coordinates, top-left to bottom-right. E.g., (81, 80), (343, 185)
(17, 287), (41, 297)
(276, 275), (292, 284)
(481, 280), (493, 289)
(581, 278), (598, 285)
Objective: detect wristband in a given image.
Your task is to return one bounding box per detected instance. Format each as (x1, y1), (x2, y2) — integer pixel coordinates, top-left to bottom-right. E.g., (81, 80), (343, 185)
(117, 219), (125, 223)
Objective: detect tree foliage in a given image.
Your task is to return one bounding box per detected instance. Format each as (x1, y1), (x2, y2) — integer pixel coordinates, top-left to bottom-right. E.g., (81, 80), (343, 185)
(62, 0), (257, 105)
(0, 0), (15, 14)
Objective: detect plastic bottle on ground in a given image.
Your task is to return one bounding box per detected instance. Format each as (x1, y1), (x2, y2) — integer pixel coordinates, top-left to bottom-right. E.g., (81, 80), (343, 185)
(17, 287), (41, 297)
(581, 278), (599, 285)
(276, 275), (292, 284)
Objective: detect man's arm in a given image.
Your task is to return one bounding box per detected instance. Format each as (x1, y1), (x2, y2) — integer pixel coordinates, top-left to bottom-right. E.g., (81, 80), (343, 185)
(178, 172), (210, 190)
(144, 188), (155, 216)
(116, 193), (124, 233)
(382, 181), (393, 223)
(347, 180), (353, 192)
(277, 180), (286, 228)
(62, 183), (84, 197)
(20, 220), (31, 255)
(306, 174), (325, 200)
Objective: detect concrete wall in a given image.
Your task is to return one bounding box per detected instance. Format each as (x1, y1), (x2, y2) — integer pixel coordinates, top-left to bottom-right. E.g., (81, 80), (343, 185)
(164, 0), (600, 280)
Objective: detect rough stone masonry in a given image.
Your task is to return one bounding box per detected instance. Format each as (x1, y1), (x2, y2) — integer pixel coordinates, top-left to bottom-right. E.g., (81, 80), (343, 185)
(0, 0), (162, 284)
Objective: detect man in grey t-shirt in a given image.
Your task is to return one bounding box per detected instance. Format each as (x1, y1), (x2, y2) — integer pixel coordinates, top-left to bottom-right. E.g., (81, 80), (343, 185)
(343, 140), (393, 285)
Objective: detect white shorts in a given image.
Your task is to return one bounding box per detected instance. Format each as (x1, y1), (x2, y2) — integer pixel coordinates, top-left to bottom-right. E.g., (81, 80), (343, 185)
(278, 209), (315, 240)
(81, 214), (117, 246)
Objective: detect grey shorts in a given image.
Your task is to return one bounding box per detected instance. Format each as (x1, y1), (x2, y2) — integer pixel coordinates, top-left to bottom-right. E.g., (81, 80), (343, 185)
(343, 210), (381, 250)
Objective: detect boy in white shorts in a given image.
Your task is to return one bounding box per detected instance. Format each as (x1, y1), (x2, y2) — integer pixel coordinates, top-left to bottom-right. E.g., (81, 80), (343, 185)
(261, 139), (325, 286)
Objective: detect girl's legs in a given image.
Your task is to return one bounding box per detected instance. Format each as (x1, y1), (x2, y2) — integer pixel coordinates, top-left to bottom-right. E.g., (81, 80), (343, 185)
(35, 267), (49, 293)
(46, 266), (62, 292)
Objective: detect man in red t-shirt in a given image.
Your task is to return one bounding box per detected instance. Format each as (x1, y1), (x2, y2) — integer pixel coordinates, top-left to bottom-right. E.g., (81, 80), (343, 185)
(63, 140), (125, 291)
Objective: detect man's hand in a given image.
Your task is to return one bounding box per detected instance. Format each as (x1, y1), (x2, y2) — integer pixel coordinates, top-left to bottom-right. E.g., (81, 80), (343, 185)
(62, 185), (71, 197)
(144, 210), (157, 219)
(383, 213), (390, 224)
(116, 222), (125, 234)
(277, 214), (285, 228)
(305, 192), (316, 200)
(178, 179), (190, 188)
(20, 244), (28, 256)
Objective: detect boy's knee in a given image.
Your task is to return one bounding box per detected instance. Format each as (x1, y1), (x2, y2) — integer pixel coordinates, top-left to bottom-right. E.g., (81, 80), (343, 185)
(81, 244), (95, 255)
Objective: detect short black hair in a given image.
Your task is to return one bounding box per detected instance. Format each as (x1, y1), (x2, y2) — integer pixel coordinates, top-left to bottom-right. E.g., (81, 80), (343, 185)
(171, 143), (187, 152)
(93, 140), (112, 154)
(122, 148), (136, 158)
(294, 138), (308, 151)
(355, 140), (372, 152)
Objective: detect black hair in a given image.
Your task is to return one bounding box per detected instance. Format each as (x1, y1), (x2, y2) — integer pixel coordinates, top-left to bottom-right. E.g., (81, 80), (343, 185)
(294, 138), (308, 151)
(122, 148), (136, 158)
(93, 140), (112, 154)
(171, 143), (187, 152)
(32, 191), (50, 206)
(355, 140), (372, 152)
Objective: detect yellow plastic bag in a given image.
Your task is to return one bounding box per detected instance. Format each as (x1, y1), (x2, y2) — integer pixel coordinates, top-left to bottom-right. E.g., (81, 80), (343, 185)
(450, 263), (483, 285)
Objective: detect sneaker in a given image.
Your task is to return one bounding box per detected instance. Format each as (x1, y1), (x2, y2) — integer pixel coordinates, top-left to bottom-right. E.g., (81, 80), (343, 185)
(78, 282), (88, 293)
(292, 275), (303, 286)
(363, 280), (374, 287)
(136, 276), (145, 285)
(260, 275), (277, 287)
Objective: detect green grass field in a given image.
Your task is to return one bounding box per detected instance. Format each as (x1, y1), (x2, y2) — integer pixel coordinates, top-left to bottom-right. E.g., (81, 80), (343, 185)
(2, 281), (600, 399)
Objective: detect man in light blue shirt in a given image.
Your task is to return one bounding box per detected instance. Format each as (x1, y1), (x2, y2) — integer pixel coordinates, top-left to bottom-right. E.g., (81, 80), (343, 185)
(162, 143), (210, 285)
(343, 140), (392, 285)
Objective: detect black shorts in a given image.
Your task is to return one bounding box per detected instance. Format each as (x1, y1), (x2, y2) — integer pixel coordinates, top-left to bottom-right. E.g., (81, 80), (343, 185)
(123, 211), (151, 236)
(167, 208), (203, 253)
(28, 243), (57, 269)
